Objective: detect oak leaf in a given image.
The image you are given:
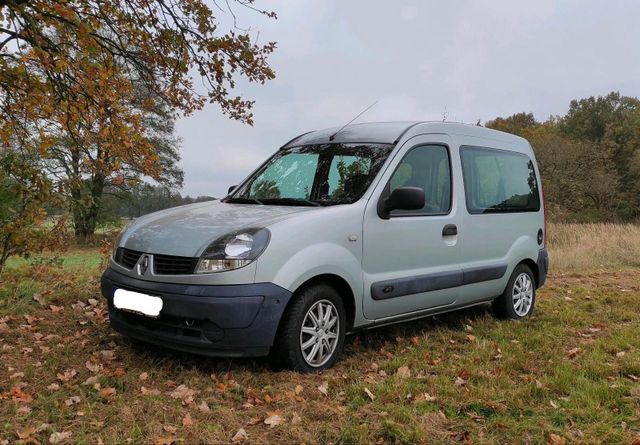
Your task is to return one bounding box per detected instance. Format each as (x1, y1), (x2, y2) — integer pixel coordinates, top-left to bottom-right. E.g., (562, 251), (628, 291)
(182, 413), (193, 427)
(231, 428), (248, 443)
(99, 387), (116, 398)
(263, 412), (283, 428)
(317, 381), (329, 397)
(49, 431), (72, 444)
(547, 433), (566, 445)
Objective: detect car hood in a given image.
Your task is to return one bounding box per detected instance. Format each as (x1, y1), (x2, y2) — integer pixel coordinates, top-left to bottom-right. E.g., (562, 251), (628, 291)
(120, 200), (316, 257)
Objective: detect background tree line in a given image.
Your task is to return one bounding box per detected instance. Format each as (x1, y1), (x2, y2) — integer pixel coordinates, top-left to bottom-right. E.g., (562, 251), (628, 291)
(486, 91), (640, 222)
(99, 184), (214, 221)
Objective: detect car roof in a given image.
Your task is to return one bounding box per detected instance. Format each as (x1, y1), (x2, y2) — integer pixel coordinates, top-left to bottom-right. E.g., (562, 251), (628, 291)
(282, 121), (420, 147)
(282, 121), (527, 148)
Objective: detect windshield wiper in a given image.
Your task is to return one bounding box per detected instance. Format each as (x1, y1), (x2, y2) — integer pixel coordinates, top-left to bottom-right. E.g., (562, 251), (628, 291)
(260, 198), (323, 207)
(226, 197), (264, 205)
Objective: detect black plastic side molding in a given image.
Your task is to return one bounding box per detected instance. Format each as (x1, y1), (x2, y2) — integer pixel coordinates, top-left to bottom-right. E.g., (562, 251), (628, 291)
(371, 264), (508, 300)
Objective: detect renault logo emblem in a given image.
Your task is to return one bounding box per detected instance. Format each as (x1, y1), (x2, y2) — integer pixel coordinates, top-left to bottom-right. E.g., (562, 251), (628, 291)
(137, 255), (150, 276)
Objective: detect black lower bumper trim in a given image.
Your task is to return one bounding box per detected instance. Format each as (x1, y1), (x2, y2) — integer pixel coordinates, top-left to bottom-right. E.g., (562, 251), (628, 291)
(101, 268), (292, 358)
(536, 248), (549, 288)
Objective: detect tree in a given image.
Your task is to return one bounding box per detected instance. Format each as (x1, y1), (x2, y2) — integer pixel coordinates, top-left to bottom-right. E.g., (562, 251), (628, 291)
(44, 83), (185, 238)
(560, 92), (640, 142)
(0, 149), (65, 272)
(100, 182), (211, 220)
(0, 0), (276, 255)
(485, 112), (539, 137)
(560, 92), (640, 219)
(527, 123), (621, 221)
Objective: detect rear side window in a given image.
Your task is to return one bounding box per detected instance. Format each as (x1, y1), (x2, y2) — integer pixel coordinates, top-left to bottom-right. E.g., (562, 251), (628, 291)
(460, 146), (540, 214)
(388, 145), (452, 216)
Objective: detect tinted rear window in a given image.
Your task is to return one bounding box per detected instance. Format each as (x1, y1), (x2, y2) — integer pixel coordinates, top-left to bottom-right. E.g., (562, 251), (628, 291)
(460, 146), (540, 214)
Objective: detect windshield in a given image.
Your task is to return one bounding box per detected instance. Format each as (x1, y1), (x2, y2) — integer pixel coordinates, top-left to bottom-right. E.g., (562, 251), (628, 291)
(227, 143), (394, 206)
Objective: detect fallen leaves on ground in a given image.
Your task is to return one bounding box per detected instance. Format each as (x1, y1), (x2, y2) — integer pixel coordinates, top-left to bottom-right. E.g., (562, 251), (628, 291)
(198, 401), (210, 412)
(547, 433), (566, 445)
(64, 396), (81, 406)
(317, 380), (329, 397)
(85, 360), (102, 373)
(182, 413), (193, 427)
(98, 387), (116, 398)
(231, 428), (248, 443)
(141, 386), (161, 396)
(263, 412), (283, 428)
(154, 436), (177, 445)
(2, 384), (34, 403)
(168, 384), (197, 405)
(16, 427), (36, 440)
(56, 369), (77, 382)
(567, 347), (581, 359)
(415, 393), (437, 403)
(49, 431), (72, 444)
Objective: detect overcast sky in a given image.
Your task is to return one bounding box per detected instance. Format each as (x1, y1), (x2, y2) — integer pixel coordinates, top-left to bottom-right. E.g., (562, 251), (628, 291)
(175, 0), (640, 198)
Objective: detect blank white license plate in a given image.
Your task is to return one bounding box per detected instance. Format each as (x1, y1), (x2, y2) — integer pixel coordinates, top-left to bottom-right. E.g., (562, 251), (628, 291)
(113, 288), (163, 318)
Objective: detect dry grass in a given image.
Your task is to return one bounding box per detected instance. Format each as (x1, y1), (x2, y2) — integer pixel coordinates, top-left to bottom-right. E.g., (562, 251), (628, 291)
(547, 222), (640, 271)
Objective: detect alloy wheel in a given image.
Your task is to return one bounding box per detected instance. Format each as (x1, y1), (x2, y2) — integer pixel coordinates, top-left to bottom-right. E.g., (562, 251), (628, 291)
(299, 299), (340, 367)
(512, 272), (534, 316)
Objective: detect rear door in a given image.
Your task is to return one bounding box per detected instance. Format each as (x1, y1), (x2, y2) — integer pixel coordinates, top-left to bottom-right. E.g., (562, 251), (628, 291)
(362, 135), (462, 320)
(457, 144), (543, 301)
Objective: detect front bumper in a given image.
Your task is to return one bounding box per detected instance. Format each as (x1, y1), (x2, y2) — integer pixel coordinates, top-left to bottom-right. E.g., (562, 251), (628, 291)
(100, 268), (292, 357)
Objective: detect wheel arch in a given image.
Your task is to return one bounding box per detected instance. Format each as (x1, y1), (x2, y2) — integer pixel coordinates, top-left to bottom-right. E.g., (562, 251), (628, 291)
(289, 274), (356, 331)
(519, 258), (540, 288)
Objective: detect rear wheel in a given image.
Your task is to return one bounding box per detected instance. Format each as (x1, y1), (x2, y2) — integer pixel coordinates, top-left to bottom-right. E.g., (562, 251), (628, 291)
(271, 283), (346, 372)
(493, 264), (536, 320)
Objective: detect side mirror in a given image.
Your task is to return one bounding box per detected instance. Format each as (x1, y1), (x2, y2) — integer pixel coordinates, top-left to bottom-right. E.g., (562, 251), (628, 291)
(227, 185), (237, 195)
(379, 186), (425, 219)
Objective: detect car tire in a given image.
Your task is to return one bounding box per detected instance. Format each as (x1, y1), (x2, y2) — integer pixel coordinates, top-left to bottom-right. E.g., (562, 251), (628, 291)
(271, 283), (346, 372)
(492, 263), (536, 320)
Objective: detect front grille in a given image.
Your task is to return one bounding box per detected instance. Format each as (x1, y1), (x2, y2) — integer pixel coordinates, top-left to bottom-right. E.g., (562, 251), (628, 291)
(115, 247), (143, 269)
(153, 254), (198, 275)
(114, 247), (197, 275)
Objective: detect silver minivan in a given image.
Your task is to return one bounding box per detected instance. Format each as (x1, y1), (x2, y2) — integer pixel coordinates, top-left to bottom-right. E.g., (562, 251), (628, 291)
(102, 122), (549, 371)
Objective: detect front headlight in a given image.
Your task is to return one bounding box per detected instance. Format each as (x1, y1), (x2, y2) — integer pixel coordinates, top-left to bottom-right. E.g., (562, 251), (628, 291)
(195, 228), (270, 274)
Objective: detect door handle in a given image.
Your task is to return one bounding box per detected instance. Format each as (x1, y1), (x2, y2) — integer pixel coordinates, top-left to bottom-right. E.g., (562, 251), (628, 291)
(442, 224), (457, 236)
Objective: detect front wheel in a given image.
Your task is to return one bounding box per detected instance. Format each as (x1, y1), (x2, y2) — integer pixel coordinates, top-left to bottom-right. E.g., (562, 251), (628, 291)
(493, 264), (536, 320)
(271, 284), (346, 372)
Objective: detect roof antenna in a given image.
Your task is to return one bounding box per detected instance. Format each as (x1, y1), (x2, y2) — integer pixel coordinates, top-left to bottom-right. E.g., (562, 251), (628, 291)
(329, 101), (378, 141)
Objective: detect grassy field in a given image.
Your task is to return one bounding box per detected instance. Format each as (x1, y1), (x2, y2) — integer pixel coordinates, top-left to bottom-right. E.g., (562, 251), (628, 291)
(547, 223), (640, 271)
(0, 224), (639, 444)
